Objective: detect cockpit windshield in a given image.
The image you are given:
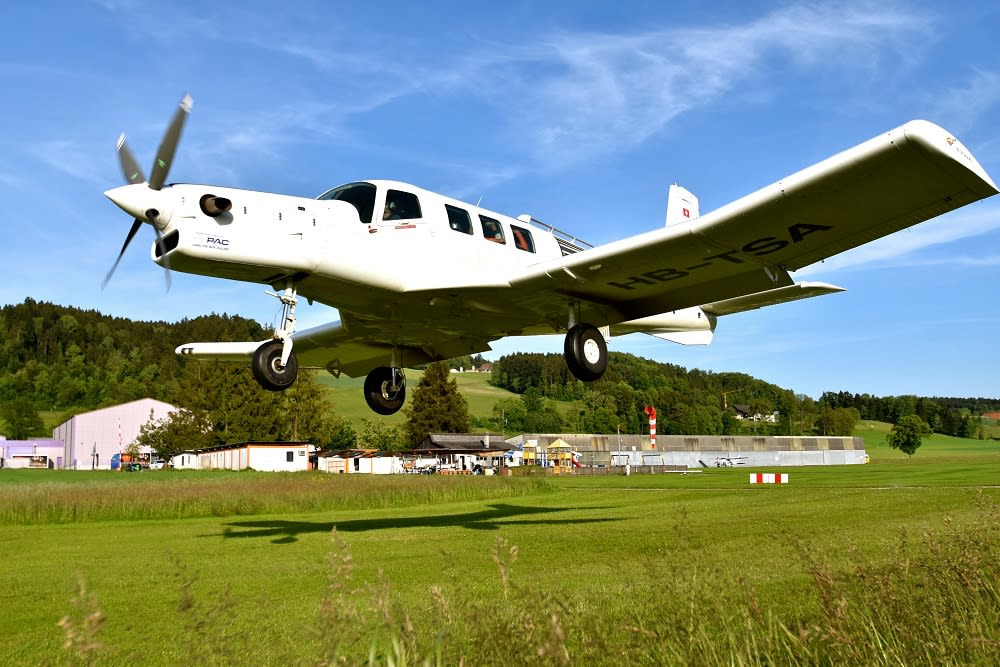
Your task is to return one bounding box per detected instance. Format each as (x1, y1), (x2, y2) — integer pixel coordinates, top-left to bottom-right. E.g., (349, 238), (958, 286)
(317, 182), (376, 224)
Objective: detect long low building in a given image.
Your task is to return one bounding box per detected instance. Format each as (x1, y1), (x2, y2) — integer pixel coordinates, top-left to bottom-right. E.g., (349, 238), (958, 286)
(509, 433), (867, 468)
(170, 442), (315, 472)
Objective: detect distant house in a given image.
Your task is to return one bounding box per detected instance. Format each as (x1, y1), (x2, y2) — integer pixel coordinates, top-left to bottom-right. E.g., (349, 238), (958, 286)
(731, 404), (778, 423)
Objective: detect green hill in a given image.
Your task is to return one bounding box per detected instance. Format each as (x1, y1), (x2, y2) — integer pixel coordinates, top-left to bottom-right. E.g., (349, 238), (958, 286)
(315, 369), (522, 430)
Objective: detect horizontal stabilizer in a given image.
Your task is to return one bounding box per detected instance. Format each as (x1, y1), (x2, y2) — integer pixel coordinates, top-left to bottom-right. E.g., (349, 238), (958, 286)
(703, 282), (845, 316)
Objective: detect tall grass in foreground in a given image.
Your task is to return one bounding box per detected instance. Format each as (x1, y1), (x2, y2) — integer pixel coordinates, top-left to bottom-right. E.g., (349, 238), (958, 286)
(0, 472), (553, 525)
(59, 496), (999, 666)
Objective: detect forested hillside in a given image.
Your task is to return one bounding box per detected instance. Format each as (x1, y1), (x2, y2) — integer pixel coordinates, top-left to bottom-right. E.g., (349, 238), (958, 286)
(2, 299), (996, 442)
(490, 352), (999, 439)
(0, 299), (354, 455)
(0, 298), (266, 409)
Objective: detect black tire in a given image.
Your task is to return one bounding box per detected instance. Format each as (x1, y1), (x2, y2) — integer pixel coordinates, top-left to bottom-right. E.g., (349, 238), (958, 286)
(363, 366), (406, 415)
(252, 340), (298, 391)
(564, 323), (608, 382)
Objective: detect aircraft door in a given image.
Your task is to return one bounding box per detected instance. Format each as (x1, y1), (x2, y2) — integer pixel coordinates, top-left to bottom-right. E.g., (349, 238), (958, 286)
(278, 203), (324, 271)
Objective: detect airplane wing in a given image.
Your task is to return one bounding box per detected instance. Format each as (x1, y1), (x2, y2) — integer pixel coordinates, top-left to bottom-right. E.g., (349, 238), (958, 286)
(290, 316), (496, 377)
(509, 120), (998, 327)
(177, 315), (497, 378)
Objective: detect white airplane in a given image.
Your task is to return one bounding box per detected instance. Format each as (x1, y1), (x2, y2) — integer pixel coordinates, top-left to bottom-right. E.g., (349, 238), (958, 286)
(104, 95), (998, 415)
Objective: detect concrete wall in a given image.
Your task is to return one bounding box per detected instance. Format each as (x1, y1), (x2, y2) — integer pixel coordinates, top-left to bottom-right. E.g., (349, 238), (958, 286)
(515, 433), (866, 468)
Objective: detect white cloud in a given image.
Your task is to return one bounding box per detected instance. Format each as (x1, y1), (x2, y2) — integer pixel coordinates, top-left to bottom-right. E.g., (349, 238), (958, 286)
(924, 69), (1000, 135)
(477, 3), (933, 169)
(798, 202), (1000, 275)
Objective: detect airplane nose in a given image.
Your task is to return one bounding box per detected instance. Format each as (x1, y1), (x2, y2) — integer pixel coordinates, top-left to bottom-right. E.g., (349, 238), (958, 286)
(104, 183), (172, 227)
(104, 183), (152, 221)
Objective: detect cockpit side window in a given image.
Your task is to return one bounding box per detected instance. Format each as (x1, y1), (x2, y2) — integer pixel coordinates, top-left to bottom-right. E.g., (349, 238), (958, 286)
(479, 215), (506, 244)
(511, 225), (535, 253)
(383, 189), (422, 221)
(445, 205), (473, 234)
(317, 182), (377, 224)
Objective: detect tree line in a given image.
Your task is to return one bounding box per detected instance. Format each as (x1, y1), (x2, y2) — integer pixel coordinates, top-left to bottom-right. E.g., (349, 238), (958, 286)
(489, 352), (998, 439)
(0, 298), (265, 409)
(817, 391), (995, 439)
(0, 299), (355, 456)
(2, 299), (996, 449)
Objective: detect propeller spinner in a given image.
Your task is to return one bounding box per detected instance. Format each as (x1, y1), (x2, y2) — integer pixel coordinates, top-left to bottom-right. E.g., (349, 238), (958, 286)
(102, 94), (193, 289)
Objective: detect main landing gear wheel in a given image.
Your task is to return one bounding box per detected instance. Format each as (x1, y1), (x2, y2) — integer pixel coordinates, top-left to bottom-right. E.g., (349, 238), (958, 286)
(252, 340), (298, 391)
(564, 323), (608, 382)
(364, 366), (406, 415)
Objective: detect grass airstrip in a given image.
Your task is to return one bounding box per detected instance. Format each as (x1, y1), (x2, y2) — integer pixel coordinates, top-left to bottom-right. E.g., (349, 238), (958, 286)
(1, 425), (998, 665)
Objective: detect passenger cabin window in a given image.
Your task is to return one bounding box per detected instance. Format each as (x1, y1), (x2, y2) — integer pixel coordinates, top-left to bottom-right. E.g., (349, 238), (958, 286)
(511, 225), (535, 253)
(383, 189), (422, 221)
(480, 215), (505, 244)
(445, 205), (473, 234)
(317, 182), (376, 224)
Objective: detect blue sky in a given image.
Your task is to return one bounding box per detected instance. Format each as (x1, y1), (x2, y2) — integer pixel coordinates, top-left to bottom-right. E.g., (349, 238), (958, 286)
(2, 1), (999, 399)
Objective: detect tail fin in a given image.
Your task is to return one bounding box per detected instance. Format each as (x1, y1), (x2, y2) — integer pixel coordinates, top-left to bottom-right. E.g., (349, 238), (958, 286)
(665, 184), (699, 226)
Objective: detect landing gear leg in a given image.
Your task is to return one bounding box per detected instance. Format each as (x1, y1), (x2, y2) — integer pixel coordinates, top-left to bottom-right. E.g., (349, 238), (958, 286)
(252, 283), (300, 391)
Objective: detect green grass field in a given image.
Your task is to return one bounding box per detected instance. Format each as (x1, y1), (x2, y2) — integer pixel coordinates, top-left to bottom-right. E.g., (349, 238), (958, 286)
(2, 433), (998, 665)
(316, 370), (520, 429)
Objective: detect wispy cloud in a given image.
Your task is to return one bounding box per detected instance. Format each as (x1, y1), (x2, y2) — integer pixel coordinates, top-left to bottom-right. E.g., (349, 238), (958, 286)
(466, 3), (933, 169)
(924, 69), (1000, 135)
(25, 140), (111, 186)
(798, 202), (1000, 275)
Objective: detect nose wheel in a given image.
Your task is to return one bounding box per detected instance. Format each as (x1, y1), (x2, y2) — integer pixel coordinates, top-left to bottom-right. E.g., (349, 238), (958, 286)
(564, 323), (608, 382)
(252, 340), (299, 391)
(364, 366), (406, 415)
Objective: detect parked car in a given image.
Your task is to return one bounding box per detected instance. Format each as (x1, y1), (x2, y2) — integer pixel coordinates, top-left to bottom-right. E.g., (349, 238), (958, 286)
(149, 459), (165, 470)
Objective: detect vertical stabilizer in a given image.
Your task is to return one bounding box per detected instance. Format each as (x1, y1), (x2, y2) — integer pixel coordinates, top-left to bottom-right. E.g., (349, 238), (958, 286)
(665, 184), (699, 226)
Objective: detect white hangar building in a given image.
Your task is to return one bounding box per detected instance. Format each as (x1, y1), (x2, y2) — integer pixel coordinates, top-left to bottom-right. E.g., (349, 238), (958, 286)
(53, 398), (178, 470)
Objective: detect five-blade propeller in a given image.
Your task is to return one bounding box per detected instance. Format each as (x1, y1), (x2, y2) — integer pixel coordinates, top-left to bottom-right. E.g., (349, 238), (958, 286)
(102, 94), (192, 290)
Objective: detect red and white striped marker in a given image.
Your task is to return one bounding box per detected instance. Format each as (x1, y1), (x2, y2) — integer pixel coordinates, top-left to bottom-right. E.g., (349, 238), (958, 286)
(750, 473), (788, 485)
(644, 405), (656, 449)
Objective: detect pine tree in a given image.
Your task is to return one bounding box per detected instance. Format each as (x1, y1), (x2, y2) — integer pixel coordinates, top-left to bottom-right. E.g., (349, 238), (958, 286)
(403, 361), (470, 447)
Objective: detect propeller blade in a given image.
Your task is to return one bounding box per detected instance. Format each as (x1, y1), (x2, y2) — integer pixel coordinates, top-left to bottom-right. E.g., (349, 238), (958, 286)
(153, 221), (172, 292)
(116, 134), (146, 184)
(148, 93), (193, 191)
(101, 218), (143, 289)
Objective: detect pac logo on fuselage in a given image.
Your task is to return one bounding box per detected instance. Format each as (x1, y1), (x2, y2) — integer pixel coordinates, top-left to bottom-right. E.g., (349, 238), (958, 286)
(194, 232), (231, 250)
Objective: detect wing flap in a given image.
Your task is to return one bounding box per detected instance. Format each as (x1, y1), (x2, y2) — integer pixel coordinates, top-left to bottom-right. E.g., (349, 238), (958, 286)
(703, 281), (845, 316)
